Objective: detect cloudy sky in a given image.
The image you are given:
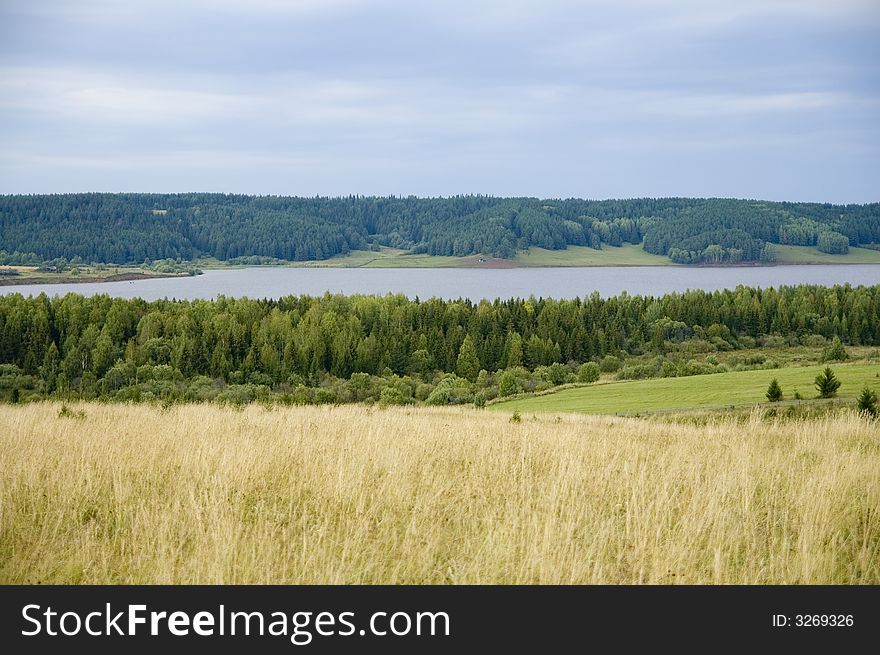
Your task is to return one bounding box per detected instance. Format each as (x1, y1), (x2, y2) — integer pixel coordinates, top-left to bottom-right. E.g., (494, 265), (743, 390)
(1, 0), (877, 201)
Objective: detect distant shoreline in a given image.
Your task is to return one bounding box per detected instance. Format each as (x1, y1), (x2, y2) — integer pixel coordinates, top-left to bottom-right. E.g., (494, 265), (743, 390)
(0, 271), (189, 287)
(2, 256), (879, 287)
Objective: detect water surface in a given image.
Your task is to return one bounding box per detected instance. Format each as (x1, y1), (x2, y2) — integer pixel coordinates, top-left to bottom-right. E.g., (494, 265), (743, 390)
(2, 265), (879, 301)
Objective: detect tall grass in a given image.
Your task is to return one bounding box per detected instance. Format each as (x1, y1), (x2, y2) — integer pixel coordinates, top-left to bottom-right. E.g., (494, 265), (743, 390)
(1, 402), (877, 584)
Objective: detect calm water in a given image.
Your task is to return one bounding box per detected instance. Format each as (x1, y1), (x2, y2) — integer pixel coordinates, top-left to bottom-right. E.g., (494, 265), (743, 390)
(2, 265), (880, 301)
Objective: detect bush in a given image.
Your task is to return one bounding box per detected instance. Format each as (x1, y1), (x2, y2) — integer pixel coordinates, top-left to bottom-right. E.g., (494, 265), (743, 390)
(497, 370), (518, 397)
(216, 384), (256, 406)
(577, 362), (600, 384)
(58, 404), (86, 419)
(378, 386), (407, 406)
(677, 339), (715, 354)
(185, 376), (219, 402)
(737, 336), (756, 349)
(415, 383), (433, 402)
(801, 334), (827, 347)
(291, 385), (313, 405)
(681, 360), (717, 377)
(821, 336), (848, 363)
(314, 388), (337, 404)
(617, 364), (657, 380)
(425, 376), (473, 406)
(546, 362), (568, 385)
(759, 335), (785, 348)
(599, 355), (621, 373)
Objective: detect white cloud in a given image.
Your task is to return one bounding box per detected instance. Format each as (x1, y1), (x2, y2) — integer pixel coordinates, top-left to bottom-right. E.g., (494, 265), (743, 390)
(0, 68), (259, 125)
(1, 0), (876, 199)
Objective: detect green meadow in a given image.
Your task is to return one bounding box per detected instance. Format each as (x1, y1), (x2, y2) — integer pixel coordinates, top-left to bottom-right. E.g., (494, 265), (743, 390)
(771, 244), (880, 264)
(199, 243), (880, 269)
(491, 362), (880, 415)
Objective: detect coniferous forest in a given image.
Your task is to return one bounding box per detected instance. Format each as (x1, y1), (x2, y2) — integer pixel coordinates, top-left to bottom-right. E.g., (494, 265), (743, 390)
(2, 194), (879, 265)
(1, 284), (878, 407)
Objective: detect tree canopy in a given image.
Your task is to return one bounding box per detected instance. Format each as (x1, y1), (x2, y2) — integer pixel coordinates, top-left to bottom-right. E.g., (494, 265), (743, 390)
(0, 283), (878, 406)
(2, 194), (877, 265)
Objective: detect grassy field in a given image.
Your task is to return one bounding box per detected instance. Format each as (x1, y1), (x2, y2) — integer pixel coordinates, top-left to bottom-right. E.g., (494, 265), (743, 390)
(772, 244), (880, 264)
(0, 402), (877, 584)
(0, 265), (186, 285)
(491, 362), (880, 415)
(204, 243), (880, 269)
(514, 244), (669, 266)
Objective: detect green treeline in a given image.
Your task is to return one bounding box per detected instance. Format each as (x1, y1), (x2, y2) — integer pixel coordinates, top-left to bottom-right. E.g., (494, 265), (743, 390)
(1, 285), (878, 406)
(1, 194), (878, 265)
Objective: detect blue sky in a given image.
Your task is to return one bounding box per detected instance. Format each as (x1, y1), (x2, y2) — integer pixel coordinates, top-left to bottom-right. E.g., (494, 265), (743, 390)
(1, 0), (877, 201)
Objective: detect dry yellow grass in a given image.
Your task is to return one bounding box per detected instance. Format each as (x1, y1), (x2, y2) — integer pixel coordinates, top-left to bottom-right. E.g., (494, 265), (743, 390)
(1, 402), (878, 584)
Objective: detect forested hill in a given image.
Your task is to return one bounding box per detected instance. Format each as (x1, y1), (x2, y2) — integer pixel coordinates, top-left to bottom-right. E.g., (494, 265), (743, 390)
(1, 194), (878, 265)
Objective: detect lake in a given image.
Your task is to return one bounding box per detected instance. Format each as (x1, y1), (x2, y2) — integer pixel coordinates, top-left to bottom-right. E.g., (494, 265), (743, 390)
(2, 265), (880, 301)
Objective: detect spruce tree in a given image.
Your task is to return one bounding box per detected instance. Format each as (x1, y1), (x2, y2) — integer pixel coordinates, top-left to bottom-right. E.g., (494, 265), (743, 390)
(814, 367), (841, 399)
(857, 386), (878, 418)
(766, 378), (782, 402)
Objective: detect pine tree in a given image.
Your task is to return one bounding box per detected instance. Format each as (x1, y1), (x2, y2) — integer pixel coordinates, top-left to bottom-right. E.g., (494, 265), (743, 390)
(766, 378), (782, 402)
(814, 367), (841, 399)
(857, 386), (878, 418)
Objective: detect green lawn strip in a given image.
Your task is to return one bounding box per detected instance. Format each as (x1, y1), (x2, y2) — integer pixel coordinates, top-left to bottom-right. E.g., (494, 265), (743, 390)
(513, 244), (670, 266)
(772, 245), (880, 264)
(490, 362), (880, 415)
(196, 243), (880, 269)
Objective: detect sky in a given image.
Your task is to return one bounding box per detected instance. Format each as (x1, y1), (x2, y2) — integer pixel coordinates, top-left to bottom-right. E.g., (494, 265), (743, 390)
(0, 0), (878, 202)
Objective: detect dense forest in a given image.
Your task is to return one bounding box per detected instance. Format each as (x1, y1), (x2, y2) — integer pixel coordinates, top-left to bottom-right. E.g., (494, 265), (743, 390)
(1, 285), (878, 406)
(2, 194), (878, 265)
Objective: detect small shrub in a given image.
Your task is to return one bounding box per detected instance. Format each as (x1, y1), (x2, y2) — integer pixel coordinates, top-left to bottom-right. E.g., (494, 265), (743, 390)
(659, 360), (677, 378)
(543, 363), (567, 385)
(759, 335), (785, 348)
(509, 410), (521, 424)
(497, 370), (518, 397)
(599, 355), (621, 373)
(58, 404), (86, 419)
(801, 334), (827, 347)
(617, 364), (656, 380)
(379, 386), (410, 407)
(314, 388), (337, 405)
(577, 362), (600, 384)
(821, 336), (848, 363)
(737, 336), (756, 349)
